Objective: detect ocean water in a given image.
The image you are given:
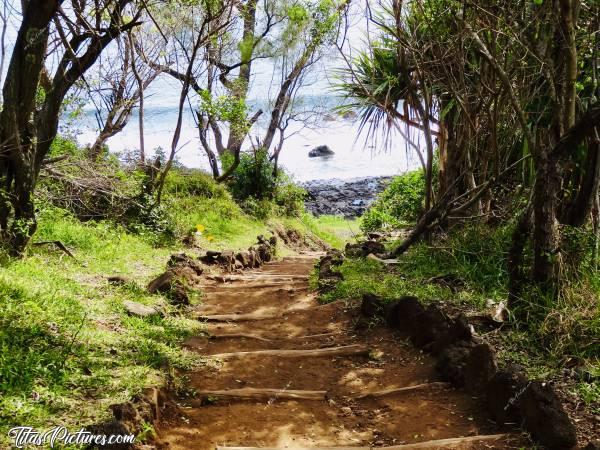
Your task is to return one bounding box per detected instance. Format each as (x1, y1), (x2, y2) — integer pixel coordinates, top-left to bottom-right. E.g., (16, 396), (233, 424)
(75, 77), (422, 182)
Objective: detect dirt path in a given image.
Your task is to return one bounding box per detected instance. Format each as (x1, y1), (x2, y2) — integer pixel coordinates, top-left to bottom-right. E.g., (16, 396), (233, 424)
(157, 254), (523, 450)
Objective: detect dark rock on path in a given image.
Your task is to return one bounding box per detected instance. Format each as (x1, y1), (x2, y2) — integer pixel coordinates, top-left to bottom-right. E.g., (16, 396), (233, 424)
(486, 365), (528, 425)
(464, 343), (498, 394)
(518, 381), (578, 450)
(435, 341), (476, 387)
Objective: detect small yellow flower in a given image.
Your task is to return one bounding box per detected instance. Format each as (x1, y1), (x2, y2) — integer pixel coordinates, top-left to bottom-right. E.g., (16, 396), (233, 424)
(196, 224), (206, 232)
(206, 235), (214, 242)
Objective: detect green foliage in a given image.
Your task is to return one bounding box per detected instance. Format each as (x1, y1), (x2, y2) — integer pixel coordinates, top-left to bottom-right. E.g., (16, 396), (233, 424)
(199, 90), (249, 139)
(274, 177), (306, 217)
(227, 149), (276, 201)
(48, 135), (81, 157)
(0, 208), (201, 445)
(361, 170), (425, 232)
(163, 169), (228, 198)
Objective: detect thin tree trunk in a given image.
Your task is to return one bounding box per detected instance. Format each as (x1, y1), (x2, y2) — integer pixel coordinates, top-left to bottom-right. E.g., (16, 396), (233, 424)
(129, 33), (145, 163)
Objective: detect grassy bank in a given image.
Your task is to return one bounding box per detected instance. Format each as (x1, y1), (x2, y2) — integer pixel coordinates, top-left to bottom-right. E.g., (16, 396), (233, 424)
(318, 224), (600, 416)
(0, 169), (355, 447)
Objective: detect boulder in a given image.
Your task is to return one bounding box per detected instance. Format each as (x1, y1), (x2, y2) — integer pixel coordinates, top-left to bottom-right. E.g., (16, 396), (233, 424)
(518, 381), (578, 450)
(486, 365), (528, 425)
(308, 145), (335, 157)
(236, 251), (252, 268)
(435, 340), (476, 387)
(87, 420), (133, 449)
(410, 303), (451, 349)
(342, 110), (358, 120)
(430, 313), (472, 354)
(385, 296), (424, 332)
(464, 343), (498, 394)
(360, 293), (386, 319)
(200, 250), (221, 265)
(168, 253), (204, 276)
(217, 250), (236, 269)
(345, 240), (385, 258)
(147, 267), (197, 305)
(123, 301), (161, 318)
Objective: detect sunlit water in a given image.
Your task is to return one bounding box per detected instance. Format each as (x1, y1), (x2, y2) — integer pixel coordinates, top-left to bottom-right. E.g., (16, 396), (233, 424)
(75, 93), (422, 182)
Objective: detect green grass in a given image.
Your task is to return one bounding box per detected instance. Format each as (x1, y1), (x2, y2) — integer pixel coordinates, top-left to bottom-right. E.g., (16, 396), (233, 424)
(298, 214), (360, 249)
(0, 209), (203, 447)
(0, 172), (356, 446)
(320, 224), (599, 412)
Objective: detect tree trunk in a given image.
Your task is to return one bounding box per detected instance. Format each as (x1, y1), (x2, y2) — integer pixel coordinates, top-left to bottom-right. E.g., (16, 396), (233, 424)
(532, 145), (561, 289)
(0, 0), (58, 255)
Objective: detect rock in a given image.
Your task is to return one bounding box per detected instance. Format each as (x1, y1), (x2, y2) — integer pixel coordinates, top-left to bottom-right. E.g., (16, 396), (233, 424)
(361, 293), (386, 319)
(308, 145), (335, 158)
(410, 303), (451, 349)
(87, 420), (133, 449)
(317, 250), (345, 293)
(323, 114), (336, 122)
(431, 313), (472, 354)
(345, 240), (385, 258)
(342, 110), (358, 120)
(123, 300), (161, 318)
(107, 275), (130, 286)
(464, 343), (498, 393)
(168, 253), (204, 276)
(584, 441), (600, 450)
(435, 341), (476, 386)
(518, 381), (578, 450)
(147, 267), (196, 305)
(367, 232), (385, 241)
(385, 296), (424, 331)
(236, 251), (251, 268)
(200, 250), (221, 265)
(486, 365), (527, 425)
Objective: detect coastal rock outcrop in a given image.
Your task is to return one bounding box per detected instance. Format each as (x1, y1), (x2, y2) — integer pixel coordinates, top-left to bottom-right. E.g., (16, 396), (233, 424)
(308, 145), (335, 157)
(303, 176), (391, 218)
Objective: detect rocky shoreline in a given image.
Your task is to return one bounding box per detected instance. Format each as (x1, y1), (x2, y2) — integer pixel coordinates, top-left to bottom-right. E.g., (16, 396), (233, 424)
(302, 176), (392, 218)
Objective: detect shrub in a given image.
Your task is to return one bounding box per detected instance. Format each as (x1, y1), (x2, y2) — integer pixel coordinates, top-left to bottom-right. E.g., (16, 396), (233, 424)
(361, 170), (425, 231)
(164, 169), (228, 199)
(274, 174), (306, 217)
(227, 149), (277, 201)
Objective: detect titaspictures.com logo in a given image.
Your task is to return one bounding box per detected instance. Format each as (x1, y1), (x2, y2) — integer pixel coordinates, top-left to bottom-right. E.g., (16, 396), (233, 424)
(8, 426), (135, 448)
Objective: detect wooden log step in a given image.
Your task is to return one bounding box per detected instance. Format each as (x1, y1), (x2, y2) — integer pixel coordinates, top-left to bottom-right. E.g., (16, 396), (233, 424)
(211, 344), (369, 359)
(209, 281), (307, 289)
(198, 311), (282, 322)
(213, 274), (309, 282)
(197, 388), (326, 401)
(215, 434), (512, 450)
(209, 333), (273, 342)
(349, 382), (451, 399)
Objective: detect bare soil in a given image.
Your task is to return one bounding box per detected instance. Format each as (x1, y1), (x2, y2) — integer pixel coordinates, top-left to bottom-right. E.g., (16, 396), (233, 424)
(156, 254), (526, 450)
